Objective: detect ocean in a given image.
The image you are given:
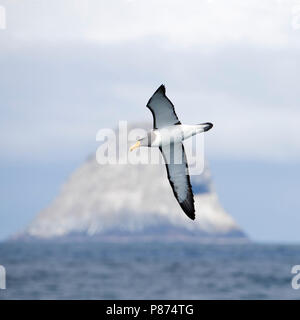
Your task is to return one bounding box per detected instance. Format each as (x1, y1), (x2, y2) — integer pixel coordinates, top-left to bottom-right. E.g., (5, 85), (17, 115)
(0, 242), (300, 299)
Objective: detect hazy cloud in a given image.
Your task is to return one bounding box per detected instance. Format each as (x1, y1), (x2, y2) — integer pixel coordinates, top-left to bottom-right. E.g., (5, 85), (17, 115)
(1, 0), (299, 163)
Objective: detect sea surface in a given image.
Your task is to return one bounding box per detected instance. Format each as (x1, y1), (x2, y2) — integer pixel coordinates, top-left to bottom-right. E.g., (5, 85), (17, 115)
(0, 242), (300, 299)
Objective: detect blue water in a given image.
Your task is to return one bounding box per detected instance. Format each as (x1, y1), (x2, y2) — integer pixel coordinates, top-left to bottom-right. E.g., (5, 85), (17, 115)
(0, 242), (300, 299)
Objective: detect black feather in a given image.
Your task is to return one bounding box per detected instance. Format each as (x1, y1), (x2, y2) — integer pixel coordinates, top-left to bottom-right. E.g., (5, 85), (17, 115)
(159, 144), (195, 220)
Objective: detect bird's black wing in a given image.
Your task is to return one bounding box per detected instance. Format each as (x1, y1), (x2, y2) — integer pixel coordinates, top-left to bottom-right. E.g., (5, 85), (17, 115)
(159, 142), (195, 220)
(146, 85), (181, 129)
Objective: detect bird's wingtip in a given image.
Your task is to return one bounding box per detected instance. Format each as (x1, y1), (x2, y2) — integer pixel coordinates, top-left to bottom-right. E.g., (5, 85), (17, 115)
(156, 84), (166, 94)
(180, 201), (196, 220)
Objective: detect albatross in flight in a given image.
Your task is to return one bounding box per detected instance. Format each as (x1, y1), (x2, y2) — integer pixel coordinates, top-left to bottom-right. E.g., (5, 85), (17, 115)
(130, 85), (213, 220)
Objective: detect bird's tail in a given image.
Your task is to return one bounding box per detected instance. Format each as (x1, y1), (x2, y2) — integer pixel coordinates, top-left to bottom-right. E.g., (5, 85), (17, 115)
(197, 122), (213, 132)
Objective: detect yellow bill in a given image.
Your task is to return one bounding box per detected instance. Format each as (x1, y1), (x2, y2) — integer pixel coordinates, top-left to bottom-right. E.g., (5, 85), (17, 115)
(129, 141), (141, 152)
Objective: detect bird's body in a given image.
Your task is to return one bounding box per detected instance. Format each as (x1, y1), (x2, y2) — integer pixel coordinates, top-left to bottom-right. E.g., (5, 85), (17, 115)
(141, 124), (212, 148)
(130, 85), (213, 220)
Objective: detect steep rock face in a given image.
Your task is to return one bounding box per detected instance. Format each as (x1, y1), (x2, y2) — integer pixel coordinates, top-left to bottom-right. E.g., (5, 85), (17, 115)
(19, 124), (246, 241)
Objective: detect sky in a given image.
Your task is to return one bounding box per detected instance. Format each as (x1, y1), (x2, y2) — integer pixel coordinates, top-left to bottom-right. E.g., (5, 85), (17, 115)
(0, 0), (300, 242)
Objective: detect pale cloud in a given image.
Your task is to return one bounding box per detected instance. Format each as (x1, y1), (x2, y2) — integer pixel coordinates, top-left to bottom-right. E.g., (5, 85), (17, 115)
(2, 0), (300, 47)
(0, 0), (300, 164)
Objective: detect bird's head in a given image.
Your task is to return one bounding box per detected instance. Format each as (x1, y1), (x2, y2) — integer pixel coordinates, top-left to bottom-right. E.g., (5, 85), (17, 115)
(129, 140), (141, 152)
(129, 132), (154, 152)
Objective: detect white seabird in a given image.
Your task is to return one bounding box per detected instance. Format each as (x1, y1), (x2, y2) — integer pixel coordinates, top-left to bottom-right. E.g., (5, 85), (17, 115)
(130, 85), (213, 220)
